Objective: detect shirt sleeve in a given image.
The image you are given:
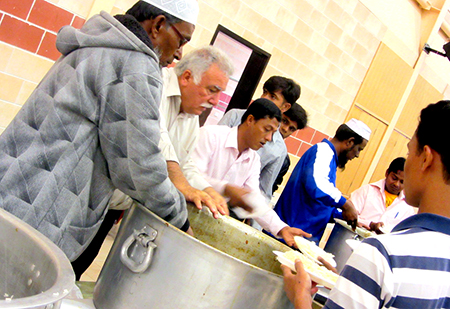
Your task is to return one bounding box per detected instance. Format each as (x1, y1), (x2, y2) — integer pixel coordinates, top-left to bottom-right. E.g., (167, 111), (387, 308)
(108, 189), (133, 210)
(304, 144), (346, 208)
(158, 76), (180, 164)
(217, 109), (243, 127)
(245, 154), (288, 235)
(254, 209), (288, 236)
(349, 185), (371, 226)
(273, 155), (290, 193)
(183, 159), (212, 190)
(259, 144), (286, 199)
(98, 69), (187, 229)
(324, 238), (393, 309)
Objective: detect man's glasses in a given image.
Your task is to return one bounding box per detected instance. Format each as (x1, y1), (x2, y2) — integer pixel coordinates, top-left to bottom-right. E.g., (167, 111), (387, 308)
(170, 24), (188, 48)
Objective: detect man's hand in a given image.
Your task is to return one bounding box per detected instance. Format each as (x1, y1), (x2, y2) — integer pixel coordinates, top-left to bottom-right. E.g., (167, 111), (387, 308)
(181, 185), (221, 218)
(281, 259), (316, 309)
(342, 200), (358, 230)
(223, 184), (252, 212)
(203, 187), (229, 216)
(278, 226), (312, 248)
(369, 221), (385, 234)
(359, 222), (371, 230)
(167, 161), (222, 219)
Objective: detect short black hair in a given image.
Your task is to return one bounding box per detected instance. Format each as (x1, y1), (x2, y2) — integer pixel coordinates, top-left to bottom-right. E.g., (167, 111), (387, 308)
(416, 100), (450, 182)
(126, 1), (182, 24)
(334, 124), (364, 146)
(241, 98), (282, 124)
(283, 103), (307, 130)
(263, 76), (301, 104)
(387, 157), (405, 174)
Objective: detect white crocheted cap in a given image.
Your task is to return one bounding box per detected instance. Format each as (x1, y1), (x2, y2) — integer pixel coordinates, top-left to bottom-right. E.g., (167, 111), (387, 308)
(141, 0), (199, 25)
(345, 118), (371, 140)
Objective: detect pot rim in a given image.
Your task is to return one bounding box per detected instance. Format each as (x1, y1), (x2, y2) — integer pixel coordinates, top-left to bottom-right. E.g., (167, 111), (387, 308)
(131, 202), (289, 279)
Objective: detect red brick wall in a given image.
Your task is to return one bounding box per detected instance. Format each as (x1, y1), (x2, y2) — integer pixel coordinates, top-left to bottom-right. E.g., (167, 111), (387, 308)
(0, 0), (86, 61)
(284, 126), (331, 158)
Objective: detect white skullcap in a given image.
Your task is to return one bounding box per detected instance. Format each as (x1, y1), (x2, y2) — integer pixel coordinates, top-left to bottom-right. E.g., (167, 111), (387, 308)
(141, 0), (199, 25)
(345, 118), (371, 140)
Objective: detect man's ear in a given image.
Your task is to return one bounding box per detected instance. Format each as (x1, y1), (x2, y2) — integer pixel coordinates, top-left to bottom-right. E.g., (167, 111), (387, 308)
(281, 102), (291, 113)
(385, 169), (389, 178)
(346, 137), (355, 149)
(179, 70), (192, 87)
(246, 114), (255, 126)
(421, 145), (434, 172)
(141, 15), (167, 40)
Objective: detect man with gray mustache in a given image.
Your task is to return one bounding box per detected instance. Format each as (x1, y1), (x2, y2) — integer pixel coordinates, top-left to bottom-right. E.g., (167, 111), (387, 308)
(158, 46), (235, 219)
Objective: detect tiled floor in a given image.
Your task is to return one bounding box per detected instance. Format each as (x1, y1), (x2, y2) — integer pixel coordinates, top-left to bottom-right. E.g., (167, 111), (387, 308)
(79, 226), (118, 282)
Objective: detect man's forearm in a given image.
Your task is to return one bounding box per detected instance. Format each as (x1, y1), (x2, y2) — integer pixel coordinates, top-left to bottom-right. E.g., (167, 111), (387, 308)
(167, 161), (223, 216)
(167, 161), (191, 192)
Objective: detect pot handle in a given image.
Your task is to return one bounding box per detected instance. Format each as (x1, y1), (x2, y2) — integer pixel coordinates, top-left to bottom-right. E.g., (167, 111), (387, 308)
(120, 226), (157, 273)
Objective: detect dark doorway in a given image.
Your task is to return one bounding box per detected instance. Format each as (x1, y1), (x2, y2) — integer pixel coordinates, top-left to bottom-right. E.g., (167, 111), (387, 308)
(200, 25), (271, 126)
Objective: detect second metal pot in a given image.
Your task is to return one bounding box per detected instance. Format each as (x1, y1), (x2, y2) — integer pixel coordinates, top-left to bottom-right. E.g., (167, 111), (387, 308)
(323, 219), (366, 273)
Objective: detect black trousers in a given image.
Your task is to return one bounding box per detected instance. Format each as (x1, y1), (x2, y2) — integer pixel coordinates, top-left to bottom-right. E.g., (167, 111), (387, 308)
(71, 209), (123, 281)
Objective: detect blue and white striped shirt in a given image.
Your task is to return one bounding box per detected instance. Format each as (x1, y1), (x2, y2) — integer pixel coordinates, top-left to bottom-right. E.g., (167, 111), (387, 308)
(325, 213), (450, 309)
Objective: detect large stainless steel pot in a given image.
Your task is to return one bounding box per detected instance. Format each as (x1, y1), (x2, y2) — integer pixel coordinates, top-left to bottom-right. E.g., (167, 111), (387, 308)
(323, 219), (368, 273)
(93, 202), (294, 309)
(0, 208), (75, 309)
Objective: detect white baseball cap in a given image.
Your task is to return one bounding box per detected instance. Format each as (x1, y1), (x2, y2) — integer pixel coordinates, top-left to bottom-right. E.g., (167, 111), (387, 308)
(345, 118), (371, 140)
(141, 0), (199, 25)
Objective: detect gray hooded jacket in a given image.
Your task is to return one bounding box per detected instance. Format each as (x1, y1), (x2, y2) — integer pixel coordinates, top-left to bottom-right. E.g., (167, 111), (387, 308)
(0, 11), (187, 261)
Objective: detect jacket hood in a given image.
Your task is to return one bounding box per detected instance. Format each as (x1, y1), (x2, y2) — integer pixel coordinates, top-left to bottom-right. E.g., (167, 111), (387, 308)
(56, 11), (158, 63)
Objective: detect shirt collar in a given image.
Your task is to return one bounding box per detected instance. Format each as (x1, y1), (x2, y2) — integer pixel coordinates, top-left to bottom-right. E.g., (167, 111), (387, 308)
(164, 68), (195, 119)
(392, 213), (450, 236)
(323, 138), (338, 165)
(225, 126), (239, 150)
(273, 130), (283, 143)
(165, 71), (181, 97)
(373, 179), (405, 200)
(225, 126), (253, 161)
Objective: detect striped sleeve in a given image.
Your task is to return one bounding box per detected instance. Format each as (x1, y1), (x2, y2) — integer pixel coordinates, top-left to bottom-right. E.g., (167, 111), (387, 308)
(324, 238), (394, 309)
